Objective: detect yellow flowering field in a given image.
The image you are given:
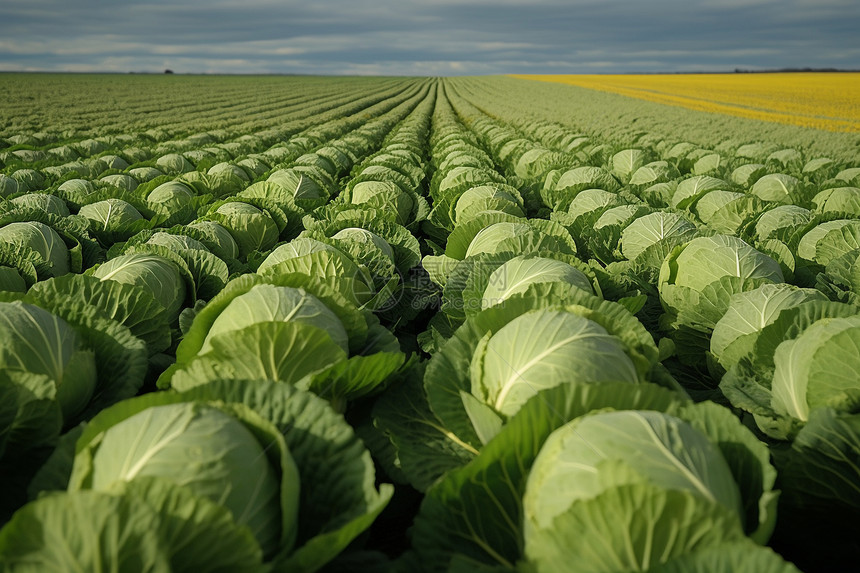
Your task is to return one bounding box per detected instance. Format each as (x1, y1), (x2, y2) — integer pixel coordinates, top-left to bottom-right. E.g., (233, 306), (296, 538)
(511, 73), (860, 132)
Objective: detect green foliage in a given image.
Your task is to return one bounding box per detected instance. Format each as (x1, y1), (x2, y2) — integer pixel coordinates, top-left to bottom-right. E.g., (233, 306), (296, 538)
(0, 74), (855, 571)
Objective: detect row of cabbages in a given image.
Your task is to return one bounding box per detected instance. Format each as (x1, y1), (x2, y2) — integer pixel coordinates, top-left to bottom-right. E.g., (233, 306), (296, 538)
(368, 86), (857, 571)
(0, 78), (858, 572)
(0, 82), (439, 571)
(356, 92), (789, 571)
(0, 78), (421, 183)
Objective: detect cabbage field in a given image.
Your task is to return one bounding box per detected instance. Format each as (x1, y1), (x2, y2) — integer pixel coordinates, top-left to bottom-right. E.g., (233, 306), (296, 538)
(0, 74), (858, 572)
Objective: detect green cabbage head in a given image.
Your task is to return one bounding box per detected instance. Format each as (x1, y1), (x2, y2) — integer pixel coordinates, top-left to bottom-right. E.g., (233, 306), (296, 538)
(201, 284), (349, 354)
(351, 181), (414, 225)
(523, 410), (744, 561)
(84, 402), (296, 556)
(0, 301), (96, 420)
(471, 309), (638, 417)
(481, 256), (593, 310)
(0, 221), (70, 277)
(78, 199), (144, 231)
(771, 315), (860, 422)
(332, 227), (394, 263)
(92, 254), (186, 319)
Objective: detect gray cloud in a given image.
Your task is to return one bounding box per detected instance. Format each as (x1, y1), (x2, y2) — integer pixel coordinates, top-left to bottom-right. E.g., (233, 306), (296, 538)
(0, 0), (857, 74)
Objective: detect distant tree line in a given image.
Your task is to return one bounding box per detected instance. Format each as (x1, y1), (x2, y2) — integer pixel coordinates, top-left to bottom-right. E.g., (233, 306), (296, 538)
(733, 67), (857, 73)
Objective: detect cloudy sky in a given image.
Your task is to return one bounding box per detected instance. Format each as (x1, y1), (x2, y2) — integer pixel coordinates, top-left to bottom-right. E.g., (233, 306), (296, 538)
(1, 0), (858, 75)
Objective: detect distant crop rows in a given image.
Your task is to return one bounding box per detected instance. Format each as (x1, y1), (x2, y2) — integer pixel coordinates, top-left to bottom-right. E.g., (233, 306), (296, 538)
(0, 75), (858, 573)
(470, 75), (860, 164)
